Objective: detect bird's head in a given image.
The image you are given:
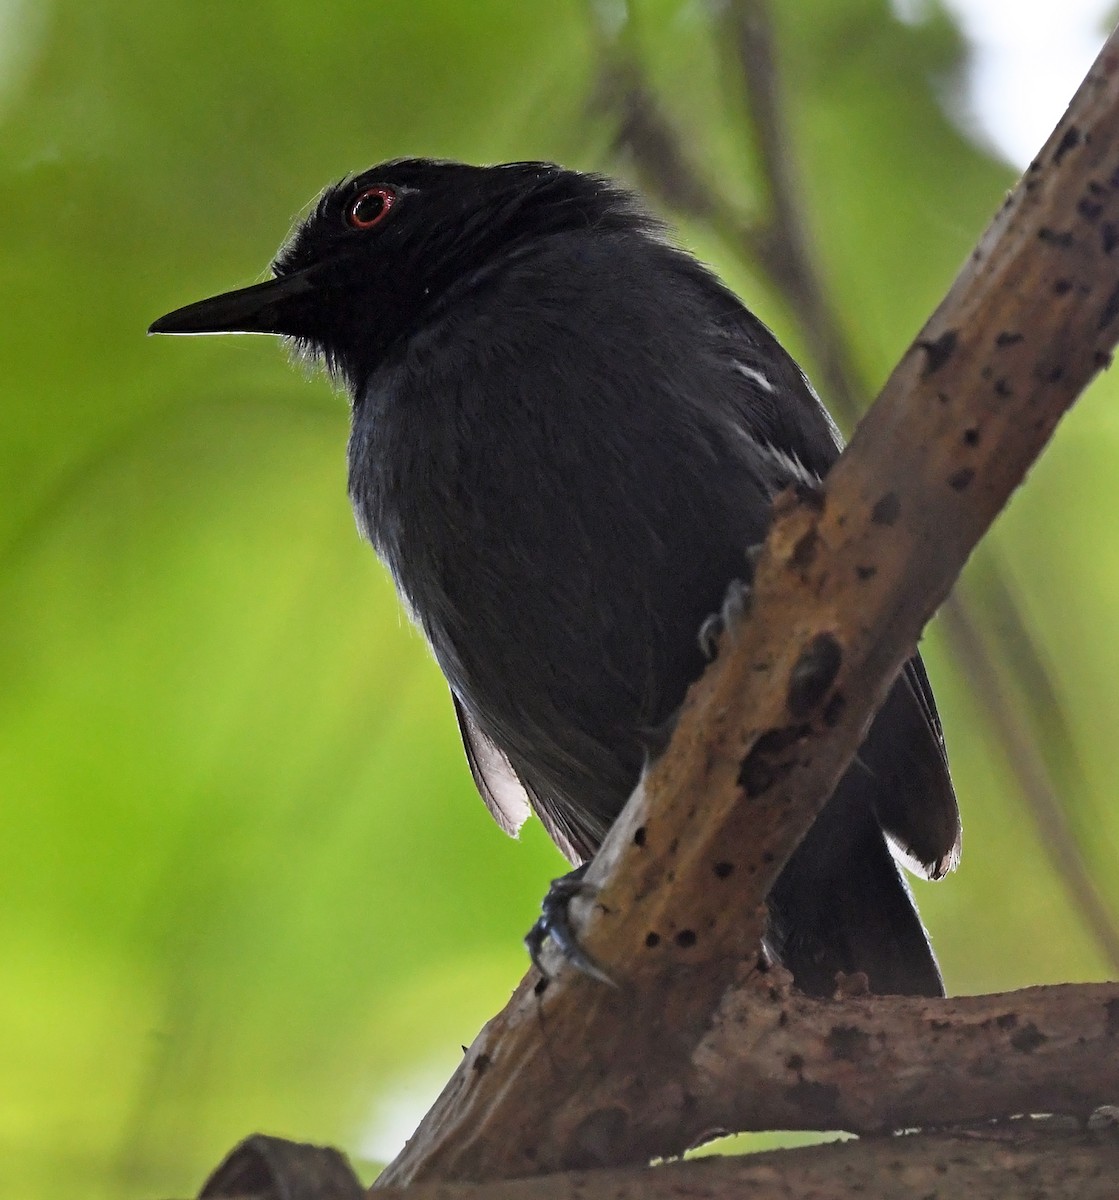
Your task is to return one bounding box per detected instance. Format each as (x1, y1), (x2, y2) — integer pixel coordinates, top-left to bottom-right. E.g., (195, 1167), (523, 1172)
(149, 158), (656, 388)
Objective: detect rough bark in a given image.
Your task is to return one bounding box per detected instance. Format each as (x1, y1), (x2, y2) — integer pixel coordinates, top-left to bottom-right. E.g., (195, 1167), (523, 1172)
(373, 1125), (1119, 1200)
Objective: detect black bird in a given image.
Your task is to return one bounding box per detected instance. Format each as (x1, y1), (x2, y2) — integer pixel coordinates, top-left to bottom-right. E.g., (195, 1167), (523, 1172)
(150, 159), (961, 997)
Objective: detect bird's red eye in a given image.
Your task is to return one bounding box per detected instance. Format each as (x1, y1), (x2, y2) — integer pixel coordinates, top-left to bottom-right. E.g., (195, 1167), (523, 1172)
(346, 186), (396, 230)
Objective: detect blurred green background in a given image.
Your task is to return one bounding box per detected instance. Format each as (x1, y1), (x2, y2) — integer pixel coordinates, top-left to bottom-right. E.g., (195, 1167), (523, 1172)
(2, 1), (1117, 1196)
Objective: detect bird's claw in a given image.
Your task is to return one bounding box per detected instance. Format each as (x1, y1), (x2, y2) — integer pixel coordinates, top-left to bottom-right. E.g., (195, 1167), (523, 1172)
(525, 864), (617, 987)
(698, 575), (753, 660)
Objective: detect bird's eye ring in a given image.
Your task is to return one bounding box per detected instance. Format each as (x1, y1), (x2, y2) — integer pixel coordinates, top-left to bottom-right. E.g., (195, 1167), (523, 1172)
(346, 186), (396, 230)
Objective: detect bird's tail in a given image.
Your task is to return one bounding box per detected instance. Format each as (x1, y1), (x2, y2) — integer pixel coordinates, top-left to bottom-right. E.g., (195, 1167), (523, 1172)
(766, 787), (944, 998)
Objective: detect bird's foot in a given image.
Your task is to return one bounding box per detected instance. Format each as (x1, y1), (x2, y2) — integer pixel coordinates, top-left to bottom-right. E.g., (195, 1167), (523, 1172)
(525, 864), (616, 987)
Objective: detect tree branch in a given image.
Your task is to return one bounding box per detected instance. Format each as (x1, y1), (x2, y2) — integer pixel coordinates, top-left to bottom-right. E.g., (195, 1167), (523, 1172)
(372, 1124), (1119, 1200)
(596, 0), (1119, 972)
(374, 23), (1119, 1189)
(720, 0), (1119, 975)
(695, 976), (1119, 1135)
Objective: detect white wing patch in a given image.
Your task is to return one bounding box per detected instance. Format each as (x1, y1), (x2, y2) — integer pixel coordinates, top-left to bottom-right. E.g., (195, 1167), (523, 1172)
(733, 360), (776, 393)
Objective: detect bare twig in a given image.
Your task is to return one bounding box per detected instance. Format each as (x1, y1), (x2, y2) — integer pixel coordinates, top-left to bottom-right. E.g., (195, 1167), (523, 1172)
(720, 0), (865, 419)
(939, 599), (1119, 966)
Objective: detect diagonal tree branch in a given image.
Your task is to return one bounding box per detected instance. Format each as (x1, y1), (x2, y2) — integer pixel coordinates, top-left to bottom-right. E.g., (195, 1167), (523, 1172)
(719, 0), (1119, 972)
(593, 0), (1119, 972)
(937, 596), (1119, 966)
(375, 23), (1119, 1188)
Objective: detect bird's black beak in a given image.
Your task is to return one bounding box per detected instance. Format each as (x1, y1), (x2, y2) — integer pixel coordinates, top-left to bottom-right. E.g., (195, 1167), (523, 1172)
(148, 267), (319, 336)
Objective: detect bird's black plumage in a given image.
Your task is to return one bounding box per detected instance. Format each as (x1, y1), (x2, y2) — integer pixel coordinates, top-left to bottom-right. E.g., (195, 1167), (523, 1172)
(151, 158), (961, 997)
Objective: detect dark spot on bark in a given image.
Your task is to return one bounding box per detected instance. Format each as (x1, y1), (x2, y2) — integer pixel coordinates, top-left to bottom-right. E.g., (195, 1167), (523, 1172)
(791, 528), (818, 569)
(788, 1079), (840, 1120)
(963, 427), (980, 446)
(827, 1024), (872, 1062)
(1103, 223), (1119, 254)
(996, 1012), (1018, 1031)
(778, 1010), (789, 1027)
(995, 331), (1023, 347)
(1089, 179), (1107, 195)
(1105, 998), (1119, 1035)
(822, 692), (846, 729)
(1029, 157), (1041, 173)
(937, 391), (951, 404)
(713, 861), (734, 879)
(1010, 1023), (1047, 1053)
(760, 725), (811, 755)
(739, 754), (775, 797)
(1053, 278), (1073, 296)
(633, 826), (646, 848)
(930, 1019), (951, 1032)
(473, 1052), (491, 1074)
(947, 468), (974, 492)
(855, 564), (877, 580)
(1078, 198), (1103, 221)
(645, 931), (660, 948)
(675, 929), (697, 949)
(534, 977), (549, 997)
(994, 377), (1013, 396)
(980, 365), (993, 380)
(872, 492), (901, 526)
(1098, 283), (1119, 331)
(787, 633), (843, 718)
(1038, 226), (1074, 248)
(1053, 124), (1082, 164)
(786, 1054), (804, 1072)
(917, 329), (958, 375)
(1095, 349), (1114, 370)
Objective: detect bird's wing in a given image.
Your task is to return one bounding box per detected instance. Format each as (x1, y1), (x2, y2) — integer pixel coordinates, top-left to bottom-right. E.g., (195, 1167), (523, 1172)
(712, 292), (961, 879)
(868, 657), (962, 880)
(695, 278), (845, 479)
(452, 694), (531, 836)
